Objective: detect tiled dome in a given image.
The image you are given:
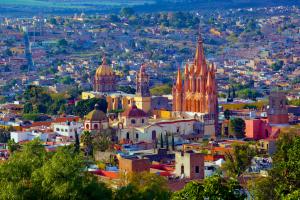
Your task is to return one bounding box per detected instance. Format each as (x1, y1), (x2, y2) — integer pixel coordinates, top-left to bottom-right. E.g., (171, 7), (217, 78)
(122, 105), (147, 118)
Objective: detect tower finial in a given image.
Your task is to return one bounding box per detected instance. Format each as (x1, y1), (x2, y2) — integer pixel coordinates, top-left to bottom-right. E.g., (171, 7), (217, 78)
(198, 25), (203, 43)
(176, 66), (182, 90)
(102, 55), (107, 65)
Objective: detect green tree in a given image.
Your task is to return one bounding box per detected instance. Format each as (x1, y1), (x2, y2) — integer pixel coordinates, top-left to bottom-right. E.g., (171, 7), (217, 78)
(81, 131), (93, 156)
(117, 86), (136, 94)
(0, 139), (46, 199)
(172, 174), (246, 200)
(0, 140), (113, 200)
(228, 118), (246, 138)
(116, 172), (171, 200)
(23, 102), (33, 113)
(249, 128), (300, 199)
(224, 109), (231, 120)
(58, 39), (68, 47)
(270, 60), (284, 71)
(0, 129), (10, 143)
(31, 146), (112, 200)
(93, 129), (113, 152)
(223, 143), (256, 178)
(75, 98), (107, 118)
(237, 88), (262, 100)
(7, 139), (20, 153)
(150, 84), (172, 96)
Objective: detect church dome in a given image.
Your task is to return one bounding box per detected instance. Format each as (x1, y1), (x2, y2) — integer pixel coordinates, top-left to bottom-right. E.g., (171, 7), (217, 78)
(85, 104), (107, 121)
(122, 105), (148, 118)
(95, 57), (114, 77)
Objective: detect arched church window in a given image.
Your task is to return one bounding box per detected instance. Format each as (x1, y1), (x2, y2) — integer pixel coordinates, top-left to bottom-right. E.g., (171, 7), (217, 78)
(152, 130), (156, 140)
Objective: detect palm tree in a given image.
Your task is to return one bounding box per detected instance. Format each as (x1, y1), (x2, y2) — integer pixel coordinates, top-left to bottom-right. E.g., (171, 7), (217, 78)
(80, 131), (93, 156)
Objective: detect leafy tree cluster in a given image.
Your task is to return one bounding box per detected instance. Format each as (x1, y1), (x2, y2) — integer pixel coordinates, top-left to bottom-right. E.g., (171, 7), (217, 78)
(222, 143), (256, 178)
(81, 129), (115, 156)
(23, 85), (67, 116)
(270, 60), (284, 71)
(0, 139), (172, 200)
(288, 99), (300, 106)
(0, 128), (11, 143)
(228, 118), (246, 138)
(248, 127), (300, 199)
(74, 98), (107, 118)
(58, 75), (75, 85)
(150, 84), (172, 96)
(117, 86), (136, 94)
(172, 174), (246, 200)
(0, 139), (112, 200)
(236, 88), (262, 100)
(116, 172), (171, 200)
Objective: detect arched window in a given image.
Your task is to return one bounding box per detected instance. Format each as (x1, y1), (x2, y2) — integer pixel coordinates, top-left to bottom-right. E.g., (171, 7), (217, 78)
(126, 132), (130, 140)
(136, 133), (139, 139)
(265, 130), (269, 137)
(141, 119), (144, 123)
(181, 165), (184, 174)
(152, 130), (156, 140)
(86, 124), (90, 129)
(131, 119), (136, 124)
(94, 124), (98, 129)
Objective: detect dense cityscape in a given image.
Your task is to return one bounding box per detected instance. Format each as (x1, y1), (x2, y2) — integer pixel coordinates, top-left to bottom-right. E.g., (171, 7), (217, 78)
(0, 1), (299, 199)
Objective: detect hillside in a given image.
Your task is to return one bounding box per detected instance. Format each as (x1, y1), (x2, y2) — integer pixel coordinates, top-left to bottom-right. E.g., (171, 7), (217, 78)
(0, 0), (299, 16)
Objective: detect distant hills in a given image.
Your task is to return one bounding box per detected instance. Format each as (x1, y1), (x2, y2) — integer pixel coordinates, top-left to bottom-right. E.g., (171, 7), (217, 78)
(0, 0), (299, 16)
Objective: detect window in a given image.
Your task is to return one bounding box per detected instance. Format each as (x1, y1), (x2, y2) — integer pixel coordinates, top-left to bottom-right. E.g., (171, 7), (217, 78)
(126, 132), (130, 140)
(131, 119), (136, 124)
(195, 166), (199, 173)
(56, 128), (60, 131)
(181, 165), (184, 174)
(128, 100), (130, 104)
(152, 131), (156, 140)
(177, 127), (180, 133)
(86, 124), (89, 129)
(65, 129), (68, 132)
(136, 133), (139, 139)
(141, 119), (144, 123)
(94, 124), (98, 129)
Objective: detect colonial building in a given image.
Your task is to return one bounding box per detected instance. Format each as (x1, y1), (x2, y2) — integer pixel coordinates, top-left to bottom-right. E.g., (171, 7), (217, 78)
(174, 150), (205, 180)
(93, 57), (116, 93)
(267, 92), (289, 125)
(135, 64), (151, 113)
(84, 104), (109, 131)
(83, 64), (151, 113)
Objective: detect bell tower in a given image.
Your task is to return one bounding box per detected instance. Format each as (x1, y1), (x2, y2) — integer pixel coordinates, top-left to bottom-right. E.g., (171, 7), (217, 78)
(134, 64), (151, 113)
(267, 91), (289, 125)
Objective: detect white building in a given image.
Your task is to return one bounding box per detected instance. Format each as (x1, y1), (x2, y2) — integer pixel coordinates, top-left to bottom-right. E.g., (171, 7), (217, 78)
(53, 121), (83, 138)
(10, 131), (49, 143)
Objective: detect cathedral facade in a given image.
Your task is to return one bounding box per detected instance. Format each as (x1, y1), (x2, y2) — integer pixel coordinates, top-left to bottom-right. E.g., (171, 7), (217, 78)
(172, 34), (218, 118)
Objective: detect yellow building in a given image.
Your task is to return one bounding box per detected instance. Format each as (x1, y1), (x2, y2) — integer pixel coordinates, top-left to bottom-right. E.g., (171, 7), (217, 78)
(82, 91), (151, 113)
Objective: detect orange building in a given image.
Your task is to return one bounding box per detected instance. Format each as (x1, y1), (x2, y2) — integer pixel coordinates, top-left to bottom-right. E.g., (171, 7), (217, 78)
(172, 34), (218, 134)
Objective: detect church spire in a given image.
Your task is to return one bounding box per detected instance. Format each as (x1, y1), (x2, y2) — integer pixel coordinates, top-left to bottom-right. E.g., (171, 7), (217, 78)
(194, 32), (207, 76)
(176, 66), (182, 91)
(102, 56), (107, 65)
(206, 69), (213, 95)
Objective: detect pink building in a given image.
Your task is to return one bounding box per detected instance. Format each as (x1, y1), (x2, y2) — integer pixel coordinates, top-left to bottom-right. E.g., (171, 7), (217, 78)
(245, 118), (281, 140)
